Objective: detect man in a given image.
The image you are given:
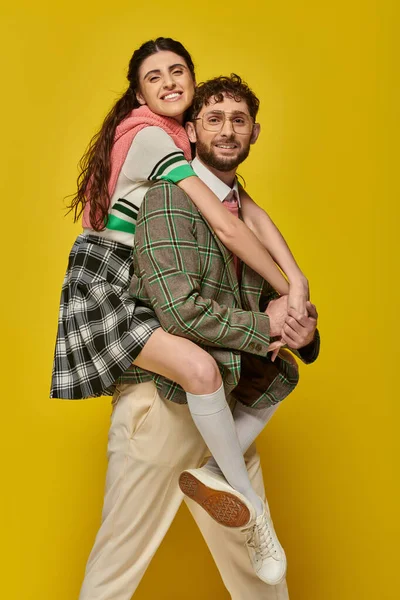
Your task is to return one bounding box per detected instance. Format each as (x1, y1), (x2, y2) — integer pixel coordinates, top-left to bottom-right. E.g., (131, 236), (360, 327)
(79, 75), (319, 600)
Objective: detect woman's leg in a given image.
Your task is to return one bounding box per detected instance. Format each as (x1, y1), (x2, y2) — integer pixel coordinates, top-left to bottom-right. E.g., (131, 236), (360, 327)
(204, 349), (297, 476)
(133, 329), (263, 514)
(185, 444), (290, 600)
(204, 402), (279, 475)
(133, 328), (221, 394)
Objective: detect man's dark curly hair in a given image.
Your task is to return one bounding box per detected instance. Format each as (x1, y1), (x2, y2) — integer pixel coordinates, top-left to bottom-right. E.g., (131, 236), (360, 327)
(190, 73), (260, 121)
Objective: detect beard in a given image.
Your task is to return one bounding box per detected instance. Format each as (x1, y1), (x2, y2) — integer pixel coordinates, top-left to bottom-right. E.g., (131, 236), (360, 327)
(196, 137), (251, 172)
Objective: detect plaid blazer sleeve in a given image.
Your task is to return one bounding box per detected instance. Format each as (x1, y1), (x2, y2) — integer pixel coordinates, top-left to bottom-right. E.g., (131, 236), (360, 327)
(132, 182), (272, 356)
(291, 329), (320, 363)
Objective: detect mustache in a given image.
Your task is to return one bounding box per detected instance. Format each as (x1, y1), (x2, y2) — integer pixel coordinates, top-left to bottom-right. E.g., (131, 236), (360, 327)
(213, 135), (238, 145)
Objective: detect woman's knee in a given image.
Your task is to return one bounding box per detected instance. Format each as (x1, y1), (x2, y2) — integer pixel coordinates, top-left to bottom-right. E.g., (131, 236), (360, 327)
(133, 329), (222, 394)
(181, 352), (222, 394)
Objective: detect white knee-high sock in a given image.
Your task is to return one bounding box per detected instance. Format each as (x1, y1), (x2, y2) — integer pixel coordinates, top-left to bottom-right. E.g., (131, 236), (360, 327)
(205, 402), (279, 475)
(186, 385), (263, 515)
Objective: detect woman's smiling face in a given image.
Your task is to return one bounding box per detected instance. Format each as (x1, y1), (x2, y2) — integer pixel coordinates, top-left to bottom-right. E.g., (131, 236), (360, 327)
(136, 51), (195, 123)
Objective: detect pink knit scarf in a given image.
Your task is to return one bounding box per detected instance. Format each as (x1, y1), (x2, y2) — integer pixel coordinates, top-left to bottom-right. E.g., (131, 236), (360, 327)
(82, 105), (192, 228)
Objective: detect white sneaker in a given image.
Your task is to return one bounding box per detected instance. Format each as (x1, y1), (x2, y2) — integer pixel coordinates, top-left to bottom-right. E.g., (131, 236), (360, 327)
(179, 467), (256, 528)
(244, 502), (287, 586)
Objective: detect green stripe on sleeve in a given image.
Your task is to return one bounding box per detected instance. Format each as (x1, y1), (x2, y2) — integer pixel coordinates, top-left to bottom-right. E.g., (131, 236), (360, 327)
(106, 214), (136, 234)
(160, 164), (197, 183)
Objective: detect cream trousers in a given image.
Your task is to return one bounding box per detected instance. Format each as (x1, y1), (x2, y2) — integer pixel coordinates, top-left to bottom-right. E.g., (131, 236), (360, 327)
(79, 382), (289, 600)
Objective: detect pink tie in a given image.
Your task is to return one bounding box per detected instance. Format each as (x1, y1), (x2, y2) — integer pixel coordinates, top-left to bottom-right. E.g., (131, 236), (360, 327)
(222, 190), (241, 280)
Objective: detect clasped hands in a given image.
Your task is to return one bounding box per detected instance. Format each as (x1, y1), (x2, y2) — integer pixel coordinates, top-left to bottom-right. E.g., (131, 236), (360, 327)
(266, 294), (318, 358)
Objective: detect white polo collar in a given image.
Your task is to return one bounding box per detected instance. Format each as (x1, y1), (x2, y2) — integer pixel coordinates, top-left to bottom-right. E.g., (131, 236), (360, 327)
(191, 157), (241, 207)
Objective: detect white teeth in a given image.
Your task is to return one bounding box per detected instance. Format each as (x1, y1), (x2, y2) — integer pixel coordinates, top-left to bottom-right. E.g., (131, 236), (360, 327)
(217, 144), (235, 149)
(163, 92), (181, 100)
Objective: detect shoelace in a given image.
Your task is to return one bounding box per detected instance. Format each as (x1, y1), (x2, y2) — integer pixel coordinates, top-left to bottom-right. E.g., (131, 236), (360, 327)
(245, 516), (278, 560)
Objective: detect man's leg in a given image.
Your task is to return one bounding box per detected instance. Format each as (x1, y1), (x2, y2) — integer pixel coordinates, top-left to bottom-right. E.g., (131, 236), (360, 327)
(185, 443), (290, 600)
(79, 382), (207, 600)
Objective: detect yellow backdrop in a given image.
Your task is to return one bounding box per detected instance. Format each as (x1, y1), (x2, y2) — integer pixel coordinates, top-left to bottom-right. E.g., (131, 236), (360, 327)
(1, 1), (398, 598)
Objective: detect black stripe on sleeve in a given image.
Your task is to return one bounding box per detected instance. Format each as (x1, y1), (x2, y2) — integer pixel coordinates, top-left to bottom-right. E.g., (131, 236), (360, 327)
(148, 151), (184, 180)
(117, 198), (140, 213)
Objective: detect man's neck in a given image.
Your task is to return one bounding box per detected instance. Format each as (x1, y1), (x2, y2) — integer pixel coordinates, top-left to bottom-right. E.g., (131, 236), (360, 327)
(196, 156), (237, 187)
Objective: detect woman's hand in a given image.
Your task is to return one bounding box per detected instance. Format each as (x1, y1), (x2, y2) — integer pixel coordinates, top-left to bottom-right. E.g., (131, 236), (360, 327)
(288, 277), (309, 316)
(269, 279), (310, 361)
(269, 339), (285, 361)
(265, 295), (288, 361)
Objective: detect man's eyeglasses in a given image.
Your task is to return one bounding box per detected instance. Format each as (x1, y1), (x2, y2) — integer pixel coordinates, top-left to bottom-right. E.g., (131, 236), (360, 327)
(193, 110), (254, 135)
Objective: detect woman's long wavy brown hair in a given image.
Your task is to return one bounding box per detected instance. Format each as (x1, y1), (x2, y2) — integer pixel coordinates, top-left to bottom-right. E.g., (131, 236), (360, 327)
(67, 37), (195, 231)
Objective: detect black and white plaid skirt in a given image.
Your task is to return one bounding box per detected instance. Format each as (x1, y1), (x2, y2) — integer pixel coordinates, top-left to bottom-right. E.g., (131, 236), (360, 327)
(50, 233), (160, 399)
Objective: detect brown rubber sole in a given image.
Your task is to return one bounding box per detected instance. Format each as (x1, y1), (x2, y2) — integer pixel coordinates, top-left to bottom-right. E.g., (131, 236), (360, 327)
(179, 471), (251, 528)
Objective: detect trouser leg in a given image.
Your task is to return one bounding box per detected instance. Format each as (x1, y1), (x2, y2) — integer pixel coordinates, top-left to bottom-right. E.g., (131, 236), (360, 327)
(79, 382), (207, 600)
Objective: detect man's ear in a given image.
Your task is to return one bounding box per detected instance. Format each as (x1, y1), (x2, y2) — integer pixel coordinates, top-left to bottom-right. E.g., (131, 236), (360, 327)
(185, 121), (197, 143)
(250, 122), (261, 145)
(136, 91), (146, 106)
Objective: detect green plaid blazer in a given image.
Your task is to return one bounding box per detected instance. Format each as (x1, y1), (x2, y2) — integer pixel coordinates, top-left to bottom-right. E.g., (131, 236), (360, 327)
(118, 181), (320, 408)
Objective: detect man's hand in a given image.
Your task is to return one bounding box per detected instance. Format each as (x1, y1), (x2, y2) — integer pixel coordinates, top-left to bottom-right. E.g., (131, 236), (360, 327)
(281, 301), (318, 350)
(265, 295), (289, 337)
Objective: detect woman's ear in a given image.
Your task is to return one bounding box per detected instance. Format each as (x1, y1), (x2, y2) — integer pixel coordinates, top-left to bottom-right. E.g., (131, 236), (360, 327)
(136, 91), (146, 106)
(250, 122), (261, 145)
(185, 121), (197, 143)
